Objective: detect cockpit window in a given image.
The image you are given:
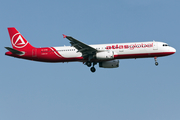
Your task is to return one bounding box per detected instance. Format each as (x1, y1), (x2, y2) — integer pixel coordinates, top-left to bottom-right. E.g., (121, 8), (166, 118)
(163, 44), (169, 46)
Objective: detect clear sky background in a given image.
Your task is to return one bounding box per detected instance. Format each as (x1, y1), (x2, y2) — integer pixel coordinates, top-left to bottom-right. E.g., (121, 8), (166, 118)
(0, 0), (180, 120)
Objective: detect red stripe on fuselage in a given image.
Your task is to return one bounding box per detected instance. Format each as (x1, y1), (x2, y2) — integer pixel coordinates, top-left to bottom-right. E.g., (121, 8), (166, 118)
(49, 47), (63, 58)
(114, 52), (175, 59)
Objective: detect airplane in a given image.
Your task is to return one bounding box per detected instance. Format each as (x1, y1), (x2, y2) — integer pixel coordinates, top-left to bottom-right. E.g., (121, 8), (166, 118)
(5, 27), (176, 72)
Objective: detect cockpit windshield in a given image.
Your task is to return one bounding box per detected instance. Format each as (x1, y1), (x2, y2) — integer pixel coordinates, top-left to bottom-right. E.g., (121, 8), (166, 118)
(163, 44), (170, 47)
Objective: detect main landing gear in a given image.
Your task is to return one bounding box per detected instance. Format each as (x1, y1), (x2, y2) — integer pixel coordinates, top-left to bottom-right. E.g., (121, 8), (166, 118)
(90, 66), (96, 73)
(86, 61), (97, 73)
(86, 61), (91, 67)
(154, 57), (158, 66)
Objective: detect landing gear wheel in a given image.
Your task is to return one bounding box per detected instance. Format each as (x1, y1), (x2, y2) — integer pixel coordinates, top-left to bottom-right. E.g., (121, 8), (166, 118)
(90, 67), (96, 73)
(154, 57), (159, 66)
(86, 61), (91, 67)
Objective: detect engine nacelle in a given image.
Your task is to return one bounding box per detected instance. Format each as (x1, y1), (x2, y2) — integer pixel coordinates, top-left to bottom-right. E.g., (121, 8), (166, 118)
(96, 51), (114, 60)
(99, 60), (119, 68)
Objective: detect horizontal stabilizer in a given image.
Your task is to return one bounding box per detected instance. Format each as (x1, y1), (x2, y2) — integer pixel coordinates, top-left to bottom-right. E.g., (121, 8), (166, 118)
(5, 47), (24, 55)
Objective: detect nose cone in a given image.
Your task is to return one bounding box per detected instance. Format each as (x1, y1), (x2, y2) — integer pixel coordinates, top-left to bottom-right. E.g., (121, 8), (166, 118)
(170, 47), (176, 54)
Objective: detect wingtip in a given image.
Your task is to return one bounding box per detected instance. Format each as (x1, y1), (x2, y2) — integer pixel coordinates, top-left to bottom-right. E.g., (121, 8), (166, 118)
(63, 34), (67, 38)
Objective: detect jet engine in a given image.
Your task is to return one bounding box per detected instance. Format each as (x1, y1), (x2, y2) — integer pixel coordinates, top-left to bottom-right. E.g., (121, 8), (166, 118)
(99, 59), (119, 68)
(96, 51), (114, 60)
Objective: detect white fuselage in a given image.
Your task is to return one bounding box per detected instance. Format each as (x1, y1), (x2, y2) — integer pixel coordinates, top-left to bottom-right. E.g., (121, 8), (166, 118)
(53, 41), (176, 59)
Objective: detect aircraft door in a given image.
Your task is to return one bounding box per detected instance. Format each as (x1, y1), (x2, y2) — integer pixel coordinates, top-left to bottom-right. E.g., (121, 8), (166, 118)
(153, 41), (158, 50)
(32, 48), (37, 57)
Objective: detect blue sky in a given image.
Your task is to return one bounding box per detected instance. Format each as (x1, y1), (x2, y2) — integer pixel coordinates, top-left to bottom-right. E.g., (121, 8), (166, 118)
(0, 0), (180, 120)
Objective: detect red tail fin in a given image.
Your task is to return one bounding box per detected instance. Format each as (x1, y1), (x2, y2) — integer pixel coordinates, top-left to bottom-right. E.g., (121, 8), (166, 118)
(7, 27), (35, 51)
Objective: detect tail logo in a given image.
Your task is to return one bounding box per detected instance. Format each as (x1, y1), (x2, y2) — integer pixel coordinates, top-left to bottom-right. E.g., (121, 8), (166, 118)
(12, 33), (28, 48)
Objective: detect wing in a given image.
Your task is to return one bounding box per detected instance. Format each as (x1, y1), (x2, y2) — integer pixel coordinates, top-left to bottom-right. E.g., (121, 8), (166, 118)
(63, 34), (97, 58)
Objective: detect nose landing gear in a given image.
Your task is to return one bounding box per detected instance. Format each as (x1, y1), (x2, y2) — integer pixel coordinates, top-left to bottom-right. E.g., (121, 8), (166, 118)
(154, 57), (158, 66)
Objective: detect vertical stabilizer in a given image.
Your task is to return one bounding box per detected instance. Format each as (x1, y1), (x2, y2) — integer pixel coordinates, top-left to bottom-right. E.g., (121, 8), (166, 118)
(7, 27), (35, 51)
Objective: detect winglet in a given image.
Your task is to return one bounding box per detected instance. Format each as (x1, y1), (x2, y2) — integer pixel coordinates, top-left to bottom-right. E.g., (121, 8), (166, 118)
(63, 34), (67, 38)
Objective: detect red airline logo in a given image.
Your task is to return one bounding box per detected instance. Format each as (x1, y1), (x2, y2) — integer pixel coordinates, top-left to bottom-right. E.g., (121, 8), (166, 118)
(12, 33), (28, 48)
(106, 43), (153, 50)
